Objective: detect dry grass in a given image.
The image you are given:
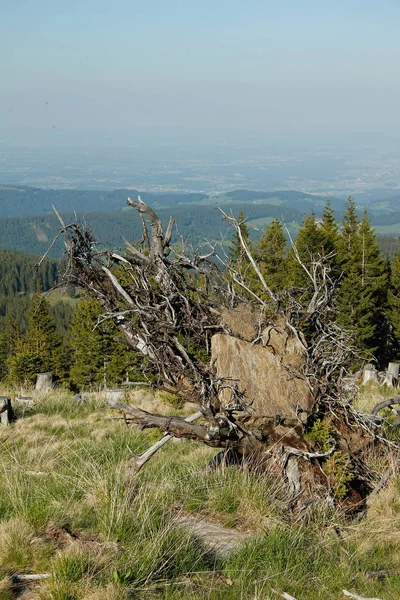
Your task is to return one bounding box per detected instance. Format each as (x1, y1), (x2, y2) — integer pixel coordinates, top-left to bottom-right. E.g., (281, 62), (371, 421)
(1, 388), (400, 598)
(354, 381), (398, 413)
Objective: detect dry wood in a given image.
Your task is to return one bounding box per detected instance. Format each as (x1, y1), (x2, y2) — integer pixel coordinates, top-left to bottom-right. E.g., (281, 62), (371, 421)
(12, 573), (50, 582)
(132, 411), (203, 471)
(36, 372), (54, 392)
(343, 591), (382, 600)
(272, 589), (298, 600)
(108, 400), (214, 443)
(283, 442), (336, 460)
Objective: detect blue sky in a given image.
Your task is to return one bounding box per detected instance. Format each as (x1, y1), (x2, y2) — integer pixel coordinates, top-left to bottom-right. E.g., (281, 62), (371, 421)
(1, 0), (400, 143)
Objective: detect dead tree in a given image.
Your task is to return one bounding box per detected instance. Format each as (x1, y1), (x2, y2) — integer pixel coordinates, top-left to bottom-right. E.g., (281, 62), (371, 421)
(52, 197), (398, 512)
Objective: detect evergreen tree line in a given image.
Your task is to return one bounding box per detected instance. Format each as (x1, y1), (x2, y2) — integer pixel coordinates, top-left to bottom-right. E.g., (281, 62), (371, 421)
(0, 293), (145, 389)
(0, 249), (59, 296)
(229, 198), (400, 367)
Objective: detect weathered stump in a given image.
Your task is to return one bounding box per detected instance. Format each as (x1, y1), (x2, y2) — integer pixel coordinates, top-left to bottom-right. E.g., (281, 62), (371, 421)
(362, 364), (379, 385)
(36, 372), (54, 392)
(383, 362), (400, 387)
(0, 397), (13, 426)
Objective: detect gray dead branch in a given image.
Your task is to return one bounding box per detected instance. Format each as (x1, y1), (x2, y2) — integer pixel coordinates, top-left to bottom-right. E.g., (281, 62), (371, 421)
(131, 411), (203, 471)
(272, 590), (298, 600)
(12, 573), (50, 583)
(343, 590), (382, 600)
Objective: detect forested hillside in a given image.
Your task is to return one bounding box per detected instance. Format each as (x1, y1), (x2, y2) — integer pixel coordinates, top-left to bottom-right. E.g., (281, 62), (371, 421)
(0, 249), (59, 296)
(0, 204), (306, 257)
(1, 198), (400, 389)
(0, 185), (209, 217)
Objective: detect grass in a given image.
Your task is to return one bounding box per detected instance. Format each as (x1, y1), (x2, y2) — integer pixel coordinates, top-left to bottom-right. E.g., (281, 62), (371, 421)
(0, 386), (400, 598)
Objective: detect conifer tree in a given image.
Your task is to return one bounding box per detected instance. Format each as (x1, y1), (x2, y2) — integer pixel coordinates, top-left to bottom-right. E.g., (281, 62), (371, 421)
(287, 211), (324, 289)
(70, 296), (144, 389)
(320, 200), (339, 254)
(255, 218), (287, 293)
(336, 196), (360, 269)
(388, 245), (400, 356)
(336, 207), (390, 363)
(7, 294), (62, 384)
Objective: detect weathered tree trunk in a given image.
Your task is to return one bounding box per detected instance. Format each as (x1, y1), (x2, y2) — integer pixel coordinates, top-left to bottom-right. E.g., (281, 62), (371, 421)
(36, 372), (54, 392)
(0, 397), (13, 426)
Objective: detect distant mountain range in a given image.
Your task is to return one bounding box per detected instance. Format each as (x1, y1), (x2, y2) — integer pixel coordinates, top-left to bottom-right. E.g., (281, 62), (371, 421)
(1, 184), (399, 219)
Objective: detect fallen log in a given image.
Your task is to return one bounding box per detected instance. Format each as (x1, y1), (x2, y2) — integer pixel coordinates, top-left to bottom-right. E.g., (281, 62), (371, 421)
(132, 410), (203, 471)
(108, 399), (218, 443)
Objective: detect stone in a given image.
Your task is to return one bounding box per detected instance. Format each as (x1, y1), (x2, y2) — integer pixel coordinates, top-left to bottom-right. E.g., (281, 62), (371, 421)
(211, 324), (312, 419)
(105, 389), (125, 403)
(220, 303), (263, 342)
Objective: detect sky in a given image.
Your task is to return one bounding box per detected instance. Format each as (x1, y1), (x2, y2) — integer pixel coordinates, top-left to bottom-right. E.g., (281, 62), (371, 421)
(1, 0), (400, 145)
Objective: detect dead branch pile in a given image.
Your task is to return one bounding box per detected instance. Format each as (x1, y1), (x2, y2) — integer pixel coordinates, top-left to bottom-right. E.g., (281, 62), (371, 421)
(52, 197), (399, 512)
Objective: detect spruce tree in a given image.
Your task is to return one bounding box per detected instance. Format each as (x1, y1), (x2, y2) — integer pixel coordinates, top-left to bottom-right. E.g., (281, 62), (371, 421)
(320, 200), (339, 255)
(337, 196), (360, 270)
(70, 296), (144, 389)
(336, 207), (390, 363)
(287, 211), (324, 289)
(7, 294), (61, 384)
(388, 245), (400, 356)
(255, 218), (287, 294)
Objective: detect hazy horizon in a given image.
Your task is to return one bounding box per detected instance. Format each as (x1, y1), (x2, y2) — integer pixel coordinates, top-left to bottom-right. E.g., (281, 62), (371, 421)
(2, 0), (400, 146)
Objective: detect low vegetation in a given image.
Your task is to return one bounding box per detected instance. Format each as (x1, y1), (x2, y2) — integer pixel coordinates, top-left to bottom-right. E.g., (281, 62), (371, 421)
(0, 387), (400, 599)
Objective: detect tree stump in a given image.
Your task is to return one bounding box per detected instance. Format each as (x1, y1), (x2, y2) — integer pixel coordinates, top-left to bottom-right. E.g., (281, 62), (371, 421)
(0, 397), (13, 426)
(362, 364), (379, 385)
(384, 362), (400, 387)
(36, 373), (54, 392)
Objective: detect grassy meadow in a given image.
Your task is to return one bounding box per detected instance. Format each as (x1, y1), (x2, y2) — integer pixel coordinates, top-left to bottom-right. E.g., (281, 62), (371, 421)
(0, 386), (400, 599)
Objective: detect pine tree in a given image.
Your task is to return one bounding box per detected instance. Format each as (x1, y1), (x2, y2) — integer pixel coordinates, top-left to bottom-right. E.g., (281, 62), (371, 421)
(7, 294), (62, 384)
(336, 208), (390, 363)
(337, 197), (360, 270)
(255, 218), (287, 294)
(70, 296), (144, 389)
(388, 244), (400, 356)
(287, 211), (324, 289)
